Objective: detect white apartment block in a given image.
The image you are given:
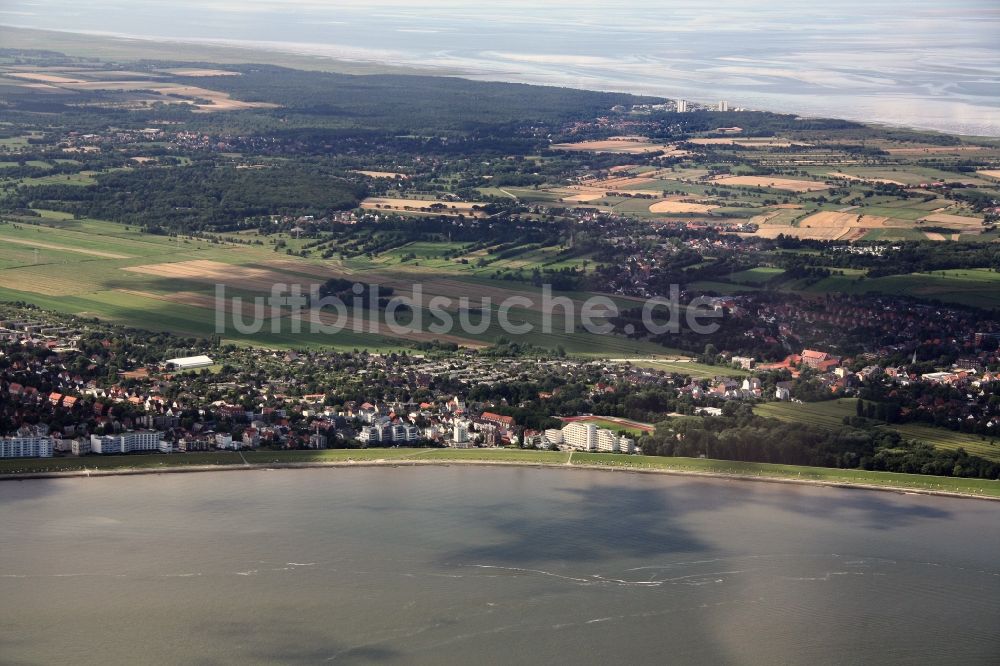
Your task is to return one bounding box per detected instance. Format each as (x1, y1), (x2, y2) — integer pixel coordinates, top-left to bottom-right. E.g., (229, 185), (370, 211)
(90, 431), (168, 454)
(71, 438), (91, 456)
(0, 436), (54, 458)
(358, 423), (420, 445)
(561, 422), (634, 454)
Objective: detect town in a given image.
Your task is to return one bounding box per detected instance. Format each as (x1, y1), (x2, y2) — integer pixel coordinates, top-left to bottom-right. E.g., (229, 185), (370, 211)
(1, 304), (997, 482)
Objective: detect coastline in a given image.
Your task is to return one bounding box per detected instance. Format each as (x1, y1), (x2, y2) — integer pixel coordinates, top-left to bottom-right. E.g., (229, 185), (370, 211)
(2, 25), (998, 137)
(3, 457), (998, 502)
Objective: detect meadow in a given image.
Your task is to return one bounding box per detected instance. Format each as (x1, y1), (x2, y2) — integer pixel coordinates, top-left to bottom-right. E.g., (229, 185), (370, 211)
(3, 447), (997, 498)
(0, 214), (678, 357)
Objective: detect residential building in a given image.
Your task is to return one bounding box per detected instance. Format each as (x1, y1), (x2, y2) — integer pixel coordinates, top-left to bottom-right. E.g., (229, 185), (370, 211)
(71, 438), (91, 456)
(359, 423), (420, 445)
(0, 436), (54, 458)
(90, 431), (167, 454)
(164, 355), (214, 371)
(561, 422), (633, 453)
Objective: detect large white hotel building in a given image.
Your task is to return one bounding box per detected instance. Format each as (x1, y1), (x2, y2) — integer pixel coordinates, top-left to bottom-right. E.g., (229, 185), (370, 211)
(558, 422), (635, 454)
(90, 431), (168, 454)
(0, 436), (54, 458)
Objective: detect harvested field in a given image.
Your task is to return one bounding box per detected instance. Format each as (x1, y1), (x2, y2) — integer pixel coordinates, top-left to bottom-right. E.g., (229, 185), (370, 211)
(163, 68), (240, 77)
(711, 176), (830, 192)
(122, 260), (297, 292)
(688, 138), (810, 147)
(0, 237), (132, 259)
(976, 170), (1000, 181)
(352, 170), (409, 179)
(361, 197), (488, 217)
(562, 191), (606, 202)
(885, 146), (985, 155)
(120, 259), (609, 317)
(919, 213), (984, 227)
(799, 211), (892, 229)
(551, 137), (687, 155)
(6, 72), (87, 84)
(649, 200), (718, 214)
(753, 211), (913, 241)
(754, 226), (851, 241)
(28, 77), (277, 112)
(827, 172), (905, 186)
(0, 266), (103, 296)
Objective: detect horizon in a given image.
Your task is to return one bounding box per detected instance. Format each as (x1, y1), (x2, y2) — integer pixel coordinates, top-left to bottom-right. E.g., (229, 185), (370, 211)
(2, 0), (999, 135)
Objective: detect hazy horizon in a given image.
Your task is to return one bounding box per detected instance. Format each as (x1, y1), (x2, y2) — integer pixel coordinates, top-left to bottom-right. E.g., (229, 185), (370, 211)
(3, 1), (1000, 134)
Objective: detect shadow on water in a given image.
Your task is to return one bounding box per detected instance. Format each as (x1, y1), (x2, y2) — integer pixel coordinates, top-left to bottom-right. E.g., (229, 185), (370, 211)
(443, 481), (708, 563)
(441, 473), (959, 566)
(645, 475), (958, 529)
(165, 619), (401, 666)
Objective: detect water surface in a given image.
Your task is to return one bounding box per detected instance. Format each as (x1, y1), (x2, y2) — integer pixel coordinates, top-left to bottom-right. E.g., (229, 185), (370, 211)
(4, 0), (999, 135)
(1, 467), (998, 664)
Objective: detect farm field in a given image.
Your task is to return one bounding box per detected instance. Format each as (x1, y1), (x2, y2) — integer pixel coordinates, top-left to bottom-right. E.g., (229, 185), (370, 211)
(625, 358), (750, 379)
(728, 267), (785, 284)
(1, 61), (278, 112)
(551, 137), (686, 155)
(559, 416), (654, 435)
(649, 200), (718, 214)
(709, 175), (830, 192)
(360, 197), (490, 217)
(0, 215), (680, 357)
(800, 269), (1000, 310)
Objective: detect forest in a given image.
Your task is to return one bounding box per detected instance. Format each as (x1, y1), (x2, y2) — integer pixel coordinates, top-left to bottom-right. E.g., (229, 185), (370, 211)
(9, 164), (366, 231)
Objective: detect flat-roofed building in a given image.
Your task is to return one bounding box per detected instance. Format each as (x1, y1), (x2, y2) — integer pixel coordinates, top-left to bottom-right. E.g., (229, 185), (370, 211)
(0, 436), (54, 458)
(561, 422), (634, 454)
(164, 355), (214, 371)
(90, 431), (167, 454)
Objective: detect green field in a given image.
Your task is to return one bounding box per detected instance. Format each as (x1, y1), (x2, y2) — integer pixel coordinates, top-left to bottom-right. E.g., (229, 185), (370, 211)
(560, 417), (652, 435)
(0, 448), (420, 474)
(801, 269), (1000, 310)
(755, 399), (1000, 463)
(572, 453), (1000, 497)
(406, 448), (572, 464)
(755, 399), (857, 430)
(3, 448), (997, 498)
(728, 267), (785, 284)
(0, 215), (677, 357)
(628, 359), (750, 379)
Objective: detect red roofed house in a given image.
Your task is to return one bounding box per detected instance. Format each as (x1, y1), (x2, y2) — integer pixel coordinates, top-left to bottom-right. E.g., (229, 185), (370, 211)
(801, 350), (839, 369)
(480, 411), (515, 429)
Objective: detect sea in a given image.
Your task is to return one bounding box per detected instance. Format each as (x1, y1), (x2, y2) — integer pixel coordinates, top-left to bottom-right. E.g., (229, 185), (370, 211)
(2, 0), (1000, 136)
(1, 466), (998, 664)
